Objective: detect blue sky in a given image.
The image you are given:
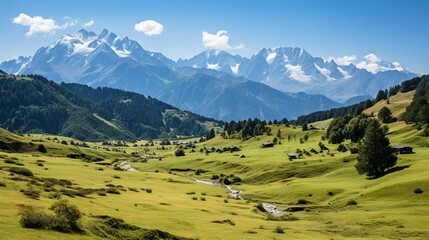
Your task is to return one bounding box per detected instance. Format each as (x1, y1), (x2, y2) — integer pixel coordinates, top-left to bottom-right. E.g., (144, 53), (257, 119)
(1, 0), (428, 73)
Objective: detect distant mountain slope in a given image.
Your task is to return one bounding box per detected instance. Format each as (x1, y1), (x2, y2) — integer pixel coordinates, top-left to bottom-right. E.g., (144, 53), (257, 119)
(180, 48), (418, 102)
(0, 72), (221, 140)
(157, 73), (342, 121)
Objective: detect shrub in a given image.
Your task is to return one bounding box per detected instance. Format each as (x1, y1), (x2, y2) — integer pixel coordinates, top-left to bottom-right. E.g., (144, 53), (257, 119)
(192, 196), (198, 200)
(50, 199), (82, 232)
(414, 188), (423, 194)
(175, 149), (185, 157)
(186, 192), (196, 195)
(145, 188), (152, 193)
(297, 199), (310, 205)
(4, 159), (16, 164)
(9, 167), (34, 177)
(37, 144), (47, 153)
(23, 188), (40, 199)
(224, 199), (229, 203)
(0, 181), (6, 187)
(275, 226), (285, 234)
(346, 200), (358, 206)
(200, 197), (206, 201)
(61, 140), (68, 145)
(19, 206), (54, 229)
(106, 187), (121, 194)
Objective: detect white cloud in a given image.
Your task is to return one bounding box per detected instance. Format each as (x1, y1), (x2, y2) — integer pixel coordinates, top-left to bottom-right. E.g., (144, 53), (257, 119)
(134, 20), (163, 36)
(364, 53), (381, 63)
(327, 55), (357, 65)
(202, 30), (244, 50)
(13, 13), (75, 37)
(285, 64), (311, 83)
(83, 19), (94, 28)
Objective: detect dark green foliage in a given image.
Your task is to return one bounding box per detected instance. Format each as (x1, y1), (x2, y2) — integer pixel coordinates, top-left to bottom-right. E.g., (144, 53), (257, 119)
(375, 90), (388, 102)
(326, 115), (352, 144)
(37, 144), (47, 153)
(343, 114), (371, 142)
(275, 226), (285, 234)
(175, 149), (185, 157)
(337, 144), (347, 152)
(9, 167), (34, 177)
(19, 200), (82, 233)
(0, 73), (221, 141)
(355, 119), (397, 177)
(297, 199), (310, 205)
(302, 123), (308, 131)
(223, 118), (269, 139)
(402, 75), (429, 123)
(22, 188), (40, 198)
(346, 200), (358, 206)
(414, 188), (423, 194)
(378, 107), (393, 123)
(206, 128), (215, 140)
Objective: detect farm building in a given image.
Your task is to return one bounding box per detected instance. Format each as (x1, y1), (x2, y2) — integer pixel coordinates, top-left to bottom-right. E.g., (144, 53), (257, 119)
(392, 145), (413, 154)
(260, 142), (274, 148)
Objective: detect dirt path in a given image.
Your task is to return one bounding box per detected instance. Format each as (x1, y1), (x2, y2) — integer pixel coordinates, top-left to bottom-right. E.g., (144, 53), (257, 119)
(118, 161), (138, 172)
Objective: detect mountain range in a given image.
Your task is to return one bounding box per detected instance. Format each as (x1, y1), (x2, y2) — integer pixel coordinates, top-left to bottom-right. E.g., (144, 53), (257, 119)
(0, 29), (417, 120)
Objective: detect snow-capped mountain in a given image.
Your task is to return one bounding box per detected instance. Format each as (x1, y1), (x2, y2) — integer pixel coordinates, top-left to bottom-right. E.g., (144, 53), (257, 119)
(0, 29), (418, 120)
(177, 49), (247, 75)
(1, 29), (177, 96)
(179, 47), (417, 102)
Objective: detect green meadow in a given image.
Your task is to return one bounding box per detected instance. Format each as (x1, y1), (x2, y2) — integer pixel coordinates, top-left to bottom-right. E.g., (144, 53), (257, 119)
(0, 94), (428, 239)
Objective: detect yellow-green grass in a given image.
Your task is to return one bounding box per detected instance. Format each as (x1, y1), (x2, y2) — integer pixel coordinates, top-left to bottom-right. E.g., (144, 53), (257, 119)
(0, 121), (428, 239)
(363, 90), (415, 118)
(309, 118), (333, 129)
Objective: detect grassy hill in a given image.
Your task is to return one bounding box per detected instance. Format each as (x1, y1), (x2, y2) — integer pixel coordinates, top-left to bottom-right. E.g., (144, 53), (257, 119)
(363, 90), (415, 118)
(0, 72), (222, 141)
(0, 110), (428, 239)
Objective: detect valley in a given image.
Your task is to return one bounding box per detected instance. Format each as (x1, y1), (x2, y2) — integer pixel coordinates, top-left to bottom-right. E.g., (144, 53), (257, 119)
(1, 103), (428, 239)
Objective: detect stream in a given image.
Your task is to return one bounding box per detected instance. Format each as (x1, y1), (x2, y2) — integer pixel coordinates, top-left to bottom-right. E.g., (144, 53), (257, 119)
(191, 178), (286, 217)
(119, 162), (285, 216)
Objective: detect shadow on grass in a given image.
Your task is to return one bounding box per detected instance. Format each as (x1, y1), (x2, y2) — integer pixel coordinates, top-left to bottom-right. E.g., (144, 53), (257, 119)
(367, 165), (411, 180)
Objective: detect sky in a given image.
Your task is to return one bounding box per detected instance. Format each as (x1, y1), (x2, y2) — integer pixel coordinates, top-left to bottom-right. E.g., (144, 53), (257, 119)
(1, 0), (428, 74)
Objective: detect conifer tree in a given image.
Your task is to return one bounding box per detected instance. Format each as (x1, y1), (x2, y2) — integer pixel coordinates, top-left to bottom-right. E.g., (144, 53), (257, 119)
(355, 119), (397, 177)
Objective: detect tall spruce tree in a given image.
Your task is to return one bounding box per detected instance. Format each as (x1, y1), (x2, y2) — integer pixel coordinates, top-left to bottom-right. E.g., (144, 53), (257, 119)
(355, 119), (397, 177)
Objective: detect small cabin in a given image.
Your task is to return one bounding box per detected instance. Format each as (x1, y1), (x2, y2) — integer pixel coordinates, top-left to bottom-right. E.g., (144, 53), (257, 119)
(260, 142), (274, 148)
(392, 145), (413, 154)
(288, 153), (297, 160)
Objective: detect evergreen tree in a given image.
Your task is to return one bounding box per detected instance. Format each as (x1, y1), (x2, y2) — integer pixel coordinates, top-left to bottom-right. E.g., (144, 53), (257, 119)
(355, 119), (397, 177)
(302, 123), (308, 131)
(277, 129), (281, 138)
(378, 107), (393, 123)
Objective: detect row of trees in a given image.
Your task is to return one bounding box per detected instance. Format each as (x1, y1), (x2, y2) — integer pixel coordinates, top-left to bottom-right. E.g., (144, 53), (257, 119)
(402, 75), (429, 124)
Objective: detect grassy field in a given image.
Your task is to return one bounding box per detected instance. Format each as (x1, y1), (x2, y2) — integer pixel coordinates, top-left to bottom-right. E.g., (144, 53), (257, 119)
(1, 96), (428, 239)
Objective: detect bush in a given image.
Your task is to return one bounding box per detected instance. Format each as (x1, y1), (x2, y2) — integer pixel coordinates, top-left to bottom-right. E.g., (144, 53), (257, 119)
(9, 167), (34, 177)
(346, 200), (358, 206)
(175, 149), (185, 157)
(61, 140), (68, 145)
(192, 196), (198, 200)
(19, 206), (54, 229)
(37, 144), (47, 153)
(145, 188), (152, 193)
(4, 159), (17, 164)
(0, 181), (6, 187)
(414, 188), (423, 194)
(19, 200), (82, 233)
(50, 199), (82, 232)
(106, 187), (121, 194)
(275, 226), (285, 234)
(297, 199), (310, 205)
(23, 188), (40, 199)
(337, 144), (347, 152)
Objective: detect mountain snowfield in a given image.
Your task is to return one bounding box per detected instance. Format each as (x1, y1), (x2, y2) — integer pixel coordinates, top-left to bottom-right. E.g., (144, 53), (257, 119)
(0, 29), (417, 120)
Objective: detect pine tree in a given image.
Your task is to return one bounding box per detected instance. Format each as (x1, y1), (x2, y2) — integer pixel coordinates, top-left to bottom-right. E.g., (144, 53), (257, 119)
(355, 119), (397, 177)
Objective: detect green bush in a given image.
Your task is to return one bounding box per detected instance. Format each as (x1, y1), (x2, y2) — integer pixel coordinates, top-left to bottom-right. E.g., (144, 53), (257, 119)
(0, 181), (6, 187)
(297, 199), (310, 205)
(275, 226), (285, 234)
(175, 149), (185, 156)
(22, 188), (40, 199)
(9, 167), (34, 177)
(414, 188), (423, 194)
(19, 206), (54, 229)
(50, 199), (82, 232)
(37, 144), (47, 153)
(4, 159), (16, 164)
(106, 187), (121, 194)
(346, 200), (358, 206)
(145, 188), (152, 193)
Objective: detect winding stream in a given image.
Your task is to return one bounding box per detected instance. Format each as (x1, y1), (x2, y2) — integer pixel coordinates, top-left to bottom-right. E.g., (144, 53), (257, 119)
(191, 178), (286, 217)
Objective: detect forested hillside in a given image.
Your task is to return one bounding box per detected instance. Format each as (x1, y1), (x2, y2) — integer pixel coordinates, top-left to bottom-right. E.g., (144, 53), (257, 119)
(0, 71), (221, 140)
